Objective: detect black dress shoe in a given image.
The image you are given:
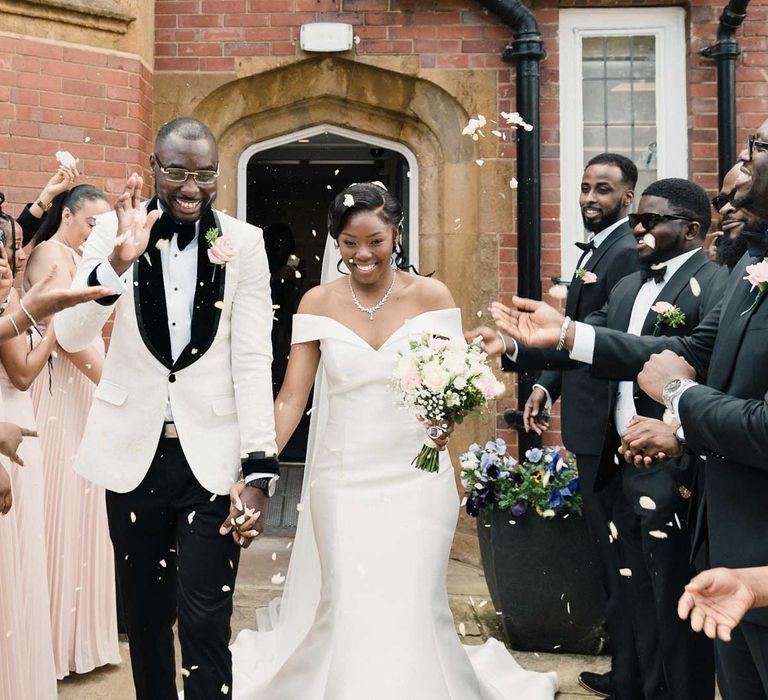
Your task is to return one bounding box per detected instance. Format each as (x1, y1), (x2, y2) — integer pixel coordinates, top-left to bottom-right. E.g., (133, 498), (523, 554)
(578, 670), (614, 698)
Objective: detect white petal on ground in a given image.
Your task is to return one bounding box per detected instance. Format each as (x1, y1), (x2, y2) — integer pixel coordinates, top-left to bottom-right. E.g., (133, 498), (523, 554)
(286, 541), (293, 549)
(619, 568), (633, 577)
(508, 520), (516, 525)
(475, 159), (485, 166)
(642, 233), (656, 248)
(639, 496), (657, 510)
(458, 622), (466, 636)
(649, 530), (668, 539)
(271, 572), (286, 585)
(271, 552), (277, 561)
(690, 277), (701, 297)
(491, 129), (502, 137)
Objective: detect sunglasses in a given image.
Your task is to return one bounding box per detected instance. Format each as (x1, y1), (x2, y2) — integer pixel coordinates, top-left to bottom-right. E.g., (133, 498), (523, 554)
(628, 212), (697, 231)
(748, 135), (768, 160)
(711, 194), (731, 213)
(153, 154), (219, 185)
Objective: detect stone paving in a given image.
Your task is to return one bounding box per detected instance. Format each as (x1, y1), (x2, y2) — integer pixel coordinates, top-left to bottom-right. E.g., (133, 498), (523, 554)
(59, 535), (611, 699)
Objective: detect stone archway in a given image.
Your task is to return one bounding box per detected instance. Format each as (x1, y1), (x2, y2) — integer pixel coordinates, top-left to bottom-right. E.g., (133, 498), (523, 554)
(191, 56), (482, 312)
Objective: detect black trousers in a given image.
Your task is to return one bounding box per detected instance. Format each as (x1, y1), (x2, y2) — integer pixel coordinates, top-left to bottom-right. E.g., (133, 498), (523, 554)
(615, 461), (715, 700)
(106, 438), (240, 700)
(577, 452), (644, 700)
(716, 621), (768, 700)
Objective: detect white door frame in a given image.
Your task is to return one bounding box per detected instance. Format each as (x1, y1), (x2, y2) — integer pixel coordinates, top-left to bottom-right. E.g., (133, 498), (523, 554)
(237, 124), (420, 269)
(558, 7), (688, 275)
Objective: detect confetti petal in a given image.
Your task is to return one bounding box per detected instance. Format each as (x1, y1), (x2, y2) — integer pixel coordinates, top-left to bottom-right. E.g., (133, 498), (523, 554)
(343, 194), (355, 207)
(187, 511), (196, 524)
(130, 512), (137, 523)
(642, 233), (656, 248)
(619, 568), (633, 577)
(608, 521), (618, 540)
(271, 572), (286, 585)
(649, 530), (668, 539)
(639, 496), (657, 510)
(689, 277), (701, 297)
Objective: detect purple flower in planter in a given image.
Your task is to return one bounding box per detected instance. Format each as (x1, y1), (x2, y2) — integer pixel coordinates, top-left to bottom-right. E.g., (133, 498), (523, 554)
(480, 451), (499, 470)
(526, 447), (543, 464)
(511, 501), (528, 517)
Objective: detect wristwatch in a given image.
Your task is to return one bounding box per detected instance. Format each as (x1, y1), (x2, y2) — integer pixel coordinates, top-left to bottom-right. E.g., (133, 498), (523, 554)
(662, 377), (697, 415)
(246, 476), (277, 498)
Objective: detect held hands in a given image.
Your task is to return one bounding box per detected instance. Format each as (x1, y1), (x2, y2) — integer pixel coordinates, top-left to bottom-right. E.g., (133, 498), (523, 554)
(110, 173), (161, 276)
(490, 298), (566, 349)
(678, 567), (759, 642)
(637, 350), (696, 404)
(619, 416), (683, 467)
(0, 421), (36, 466)
(221, 482), (268, 548)
(523, 387), (550, 435)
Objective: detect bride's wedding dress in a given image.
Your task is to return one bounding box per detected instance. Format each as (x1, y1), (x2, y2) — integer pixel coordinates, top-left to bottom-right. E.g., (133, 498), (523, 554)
(229, 306), (557, 700)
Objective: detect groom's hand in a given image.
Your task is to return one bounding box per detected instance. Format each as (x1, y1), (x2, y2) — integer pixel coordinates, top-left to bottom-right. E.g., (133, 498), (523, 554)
(491, 298), (566, 349)
(220, 481), (267, 548)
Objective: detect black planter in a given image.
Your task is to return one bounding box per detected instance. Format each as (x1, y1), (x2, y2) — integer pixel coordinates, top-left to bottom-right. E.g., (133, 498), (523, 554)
(477, 507), (606, 654)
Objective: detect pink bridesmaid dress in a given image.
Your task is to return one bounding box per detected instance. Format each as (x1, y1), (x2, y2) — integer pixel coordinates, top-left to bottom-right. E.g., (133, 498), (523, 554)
(0, 369), (57, 699)
(30, 326), (121, 678)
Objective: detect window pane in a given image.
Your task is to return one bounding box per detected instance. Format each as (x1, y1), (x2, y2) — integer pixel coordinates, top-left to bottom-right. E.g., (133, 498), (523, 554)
(581, 33), (657, 185)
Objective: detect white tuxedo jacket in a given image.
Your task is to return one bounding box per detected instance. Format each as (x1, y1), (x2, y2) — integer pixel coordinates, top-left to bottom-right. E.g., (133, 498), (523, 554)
(55, 206), (277, 495)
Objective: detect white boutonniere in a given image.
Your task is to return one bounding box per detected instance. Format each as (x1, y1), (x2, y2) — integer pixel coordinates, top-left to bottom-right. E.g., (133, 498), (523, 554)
(742, 258), (768, 315)
(651, 301), (686, 336)
(575, 269), (597, 284)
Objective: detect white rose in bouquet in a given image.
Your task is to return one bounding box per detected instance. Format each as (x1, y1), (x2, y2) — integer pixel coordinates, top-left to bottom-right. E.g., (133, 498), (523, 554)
(422, 362), (450, 392)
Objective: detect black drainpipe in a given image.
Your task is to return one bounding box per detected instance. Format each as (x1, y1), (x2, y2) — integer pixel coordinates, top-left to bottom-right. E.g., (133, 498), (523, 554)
(478, 0), (546, 459)
(701, 0), (751, 185)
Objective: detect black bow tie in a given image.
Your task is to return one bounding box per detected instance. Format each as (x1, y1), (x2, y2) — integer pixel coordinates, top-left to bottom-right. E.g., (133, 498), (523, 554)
(640, 265), (666, 284)
(153, 212), (197, 251)
(575, 240), (594, 253)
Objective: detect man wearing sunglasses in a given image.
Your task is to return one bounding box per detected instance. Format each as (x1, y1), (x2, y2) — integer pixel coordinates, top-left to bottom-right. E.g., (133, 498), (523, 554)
(54, 117), (278, 700)
(708, 163), (768, 272)
(494, 125), (768, 699)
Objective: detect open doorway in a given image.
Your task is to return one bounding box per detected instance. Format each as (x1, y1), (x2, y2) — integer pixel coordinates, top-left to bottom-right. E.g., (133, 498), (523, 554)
(238, 126), (417, 530)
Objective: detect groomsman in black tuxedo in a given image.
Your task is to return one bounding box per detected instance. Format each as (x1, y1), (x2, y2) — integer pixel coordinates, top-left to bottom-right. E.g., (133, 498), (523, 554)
(469, 152), (641, 698)
(493, 120), (768, 700)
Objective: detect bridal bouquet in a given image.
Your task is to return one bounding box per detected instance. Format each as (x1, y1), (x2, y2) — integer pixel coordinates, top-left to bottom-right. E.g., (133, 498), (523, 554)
(391, 334), (505, 472)
(461, 441), (582, 519)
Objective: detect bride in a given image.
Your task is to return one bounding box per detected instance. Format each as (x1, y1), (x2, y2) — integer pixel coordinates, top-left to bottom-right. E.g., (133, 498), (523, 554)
(227, 182), (557, 699)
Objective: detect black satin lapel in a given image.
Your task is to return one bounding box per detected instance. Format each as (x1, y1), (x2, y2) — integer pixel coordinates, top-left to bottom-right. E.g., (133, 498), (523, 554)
(640, 250), (709, 336)
(173, 209), (226, 371)
(708, 278), (767, 390)
(614, 275), (643, 332)
(134, 205), (173, 368)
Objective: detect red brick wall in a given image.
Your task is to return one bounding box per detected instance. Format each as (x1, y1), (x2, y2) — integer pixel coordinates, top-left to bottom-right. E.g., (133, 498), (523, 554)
(0, 35), (153, 215)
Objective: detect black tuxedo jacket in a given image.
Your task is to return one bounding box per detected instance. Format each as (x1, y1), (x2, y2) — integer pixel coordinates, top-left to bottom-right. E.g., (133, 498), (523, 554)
(588, 253), (768, 624)
(502, 221), (640, 456)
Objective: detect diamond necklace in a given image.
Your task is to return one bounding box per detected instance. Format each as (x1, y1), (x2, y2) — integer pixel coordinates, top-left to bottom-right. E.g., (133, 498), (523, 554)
(348, 266), (397, 321)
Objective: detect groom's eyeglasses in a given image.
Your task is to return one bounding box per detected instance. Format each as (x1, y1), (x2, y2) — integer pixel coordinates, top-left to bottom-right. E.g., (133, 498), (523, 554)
(153, 155), (220, 185)
(628, 212), (697, 232)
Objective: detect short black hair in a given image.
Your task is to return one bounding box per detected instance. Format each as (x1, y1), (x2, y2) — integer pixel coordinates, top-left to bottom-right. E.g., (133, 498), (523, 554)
(642, 177), (711, 237)
(155, 117), (215, 149)
(585, 153), (639, 189)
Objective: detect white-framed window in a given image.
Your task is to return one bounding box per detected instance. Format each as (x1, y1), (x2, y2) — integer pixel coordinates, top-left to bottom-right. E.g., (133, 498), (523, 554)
(558, 8), (688, 275)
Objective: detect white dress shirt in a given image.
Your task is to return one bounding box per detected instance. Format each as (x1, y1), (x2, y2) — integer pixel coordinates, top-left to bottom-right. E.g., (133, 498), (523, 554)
(569, 247), (700, 433)
(505, 217), (630, 409)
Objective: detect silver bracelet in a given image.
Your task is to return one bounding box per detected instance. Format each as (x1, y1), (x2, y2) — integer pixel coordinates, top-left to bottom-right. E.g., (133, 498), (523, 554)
(18, 299), (37, 327)
(556, 316), (571, 351)
(6, 314), (20, 336)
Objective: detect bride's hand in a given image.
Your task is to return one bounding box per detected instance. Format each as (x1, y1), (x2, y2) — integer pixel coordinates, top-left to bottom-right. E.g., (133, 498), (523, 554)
(220, 481), (265, 548)
(423, 417), (455, 451)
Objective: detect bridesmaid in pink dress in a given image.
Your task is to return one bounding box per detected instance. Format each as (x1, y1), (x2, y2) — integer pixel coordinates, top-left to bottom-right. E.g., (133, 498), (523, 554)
(24, 185), (121, 678)
(0, 209), (58, 698)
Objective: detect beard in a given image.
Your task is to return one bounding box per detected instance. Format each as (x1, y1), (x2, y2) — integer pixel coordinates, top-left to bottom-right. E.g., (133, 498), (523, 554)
(582, 204), (625, 233)
(717, 233), (749, 270)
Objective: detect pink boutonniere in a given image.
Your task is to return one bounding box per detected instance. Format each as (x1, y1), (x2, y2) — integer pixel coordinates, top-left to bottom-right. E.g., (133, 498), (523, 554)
(575, 268), (597, 284)
(651, 301), (685, 336)
(205, 227), (237, 266)
(742, 258), (768, 315)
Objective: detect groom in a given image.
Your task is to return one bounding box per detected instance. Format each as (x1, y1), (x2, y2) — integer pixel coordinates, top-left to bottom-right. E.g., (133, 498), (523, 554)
(55, 118), (279, 700)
